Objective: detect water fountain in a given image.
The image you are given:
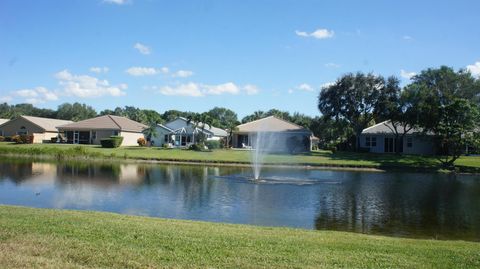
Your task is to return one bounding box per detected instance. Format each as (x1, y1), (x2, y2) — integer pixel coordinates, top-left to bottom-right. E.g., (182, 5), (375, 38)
(250, 126), (278, 181)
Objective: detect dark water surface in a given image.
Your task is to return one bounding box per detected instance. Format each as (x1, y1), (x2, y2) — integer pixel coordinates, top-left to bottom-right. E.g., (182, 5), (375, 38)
(1, 159), (479, 241)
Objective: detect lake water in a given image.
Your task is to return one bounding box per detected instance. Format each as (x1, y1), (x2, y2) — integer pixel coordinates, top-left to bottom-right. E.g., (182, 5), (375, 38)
(0, 159), (479, 241)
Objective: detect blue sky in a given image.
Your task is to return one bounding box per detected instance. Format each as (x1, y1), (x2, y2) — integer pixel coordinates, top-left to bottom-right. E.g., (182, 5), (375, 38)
(1, 0), (479, 118)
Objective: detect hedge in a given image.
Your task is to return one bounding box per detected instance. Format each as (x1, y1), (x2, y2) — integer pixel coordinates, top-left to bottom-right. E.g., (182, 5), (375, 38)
(100, 136), (124, 148)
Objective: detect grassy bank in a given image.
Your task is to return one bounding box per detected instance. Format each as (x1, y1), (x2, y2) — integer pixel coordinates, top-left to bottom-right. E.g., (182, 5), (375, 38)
(0, 205), (478, 268)
(0, 142), (479, 171)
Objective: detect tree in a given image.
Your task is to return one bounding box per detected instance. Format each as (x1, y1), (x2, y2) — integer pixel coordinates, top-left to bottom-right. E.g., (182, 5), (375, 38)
(142, 121), (158, 146)
(310, 116), (353, 150)
(187, 113), (214, 144)
(241, 110), (266, 123)
(206, 107), (238, 130)
(318, 72), (385, 150)
(57, 102), (97, 121)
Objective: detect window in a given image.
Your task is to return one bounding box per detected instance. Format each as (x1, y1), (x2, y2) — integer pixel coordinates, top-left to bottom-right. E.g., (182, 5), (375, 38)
(407, 137), (413, 148)
(92, 131), (97, 140)
(365, 136), (376, 147)
(17, 126), (27, 135)
(112, 130), (119, 136)
(164, 134), (169, 143)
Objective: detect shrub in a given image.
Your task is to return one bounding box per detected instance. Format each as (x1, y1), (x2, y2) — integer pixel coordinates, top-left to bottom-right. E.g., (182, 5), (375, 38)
(205, 140), (221, 149)
(0, 136), (4, 142)
(3, 136), (12, 142)
(137, 137), (147, 147)
(188, 143), (204, 151)
(100, 136), (124, 148)
(11, 135), (33, 144)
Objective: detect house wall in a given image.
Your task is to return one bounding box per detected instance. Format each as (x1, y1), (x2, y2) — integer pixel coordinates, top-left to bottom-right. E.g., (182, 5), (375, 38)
(119, 131), (144, 146)
(233, 132), (311, 153)
(0, 118), (45, 137)
(360, 134), (436, 155)
(151, 127), (172, 147)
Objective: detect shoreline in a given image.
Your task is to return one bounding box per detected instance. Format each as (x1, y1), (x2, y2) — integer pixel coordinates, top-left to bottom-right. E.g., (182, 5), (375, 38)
(0, 152), (473, 174)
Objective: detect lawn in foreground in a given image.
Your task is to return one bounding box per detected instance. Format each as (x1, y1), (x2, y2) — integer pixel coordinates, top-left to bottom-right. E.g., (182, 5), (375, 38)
(0, 206), (479, 268)
(0, 142), (479, 170)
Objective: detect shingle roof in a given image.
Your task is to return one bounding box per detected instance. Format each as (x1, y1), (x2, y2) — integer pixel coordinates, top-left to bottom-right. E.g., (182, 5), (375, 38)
(235, 116), (311, 133)
(362, 120), (423, 134)
(18, 116), (73, 132)
(57, 115), (147, 132)
(0, 119), (9, 126)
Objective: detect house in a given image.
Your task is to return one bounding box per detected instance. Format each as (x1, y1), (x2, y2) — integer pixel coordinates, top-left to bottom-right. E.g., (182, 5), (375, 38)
(360, 121), (436, 155)
(0, 115), (73, 143)
(232, 116), (314, 152)
(150, 117), (227, 147)
(57, 115), (147, 146)
(0, 119), (8, 135)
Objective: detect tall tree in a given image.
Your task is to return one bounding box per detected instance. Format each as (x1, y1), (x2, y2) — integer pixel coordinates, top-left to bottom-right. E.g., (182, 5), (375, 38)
(187, 113), (214, 144)
(318, 72), (385, 150)
(56, 102), (97, 121)
(206, 107), (238, 130)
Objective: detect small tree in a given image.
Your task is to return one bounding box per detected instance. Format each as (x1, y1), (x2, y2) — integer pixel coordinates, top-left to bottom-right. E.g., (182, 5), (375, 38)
(187, 113), (213, 144)
(142, 121), (158, 146)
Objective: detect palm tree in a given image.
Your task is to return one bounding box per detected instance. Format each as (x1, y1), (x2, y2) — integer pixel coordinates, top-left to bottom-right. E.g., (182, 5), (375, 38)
(187, 113), (213, 144)
(142, 121), (158, 146)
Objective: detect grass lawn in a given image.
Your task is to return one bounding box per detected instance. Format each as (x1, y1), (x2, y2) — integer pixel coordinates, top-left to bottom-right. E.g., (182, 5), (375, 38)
(0, 142), (479, 171)
(0, 205), (478, 268)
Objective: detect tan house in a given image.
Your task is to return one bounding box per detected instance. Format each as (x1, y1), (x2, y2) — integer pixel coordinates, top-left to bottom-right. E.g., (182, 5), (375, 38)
(57, 115), (147, 146)
(0, 116), (73, 143)
(232, 116), (314, 153)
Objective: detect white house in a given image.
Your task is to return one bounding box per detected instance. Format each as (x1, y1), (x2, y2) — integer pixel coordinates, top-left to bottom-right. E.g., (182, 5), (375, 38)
(360, 121), (436, 155)
(150, 117), (227, 147)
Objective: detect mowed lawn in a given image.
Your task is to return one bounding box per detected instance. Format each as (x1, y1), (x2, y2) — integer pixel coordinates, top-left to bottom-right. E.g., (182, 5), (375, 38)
(0, 205), (478, 269)
(0, 142), (479, 170)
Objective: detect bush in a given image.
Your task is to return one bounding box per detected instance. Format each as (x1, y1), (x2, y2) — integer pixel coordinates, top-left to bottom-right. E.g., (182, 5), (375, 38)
(137, 137), (146, 147)
(3, 136), (12, 142)
(100, 136), (124, 148)
(188, 143), (204, 151)
(0, 136), (4, 142)
(205, 140), (221, 149)
(12, 134), (34, 144)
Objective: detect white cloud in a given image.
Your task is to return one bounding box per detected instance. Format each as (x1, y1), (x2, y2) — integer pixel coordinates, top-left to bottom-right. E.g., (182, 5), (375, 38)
(403, 35), (413, 40)
(297, 83), (314, 91)
(325, 62), (341, 68)
(466, 61), (480, 77)
(296, 28), (334, 39)
(157, 82), (259, 97)
(400, 69), (416, 79)
(321, 82), (335, 88)
(0, 96), (13, 102)
(133, 42), (151, 55)
(13, 87), (58, 104)
(125, 66), (169, 76)
(90, 67), (109, 74)
(55, 69), (127, 98)
(159, 83), (203, 97)
(103, 0), (128, 5)
(244, 84), (259, 95)
(172, 70), (194, 78)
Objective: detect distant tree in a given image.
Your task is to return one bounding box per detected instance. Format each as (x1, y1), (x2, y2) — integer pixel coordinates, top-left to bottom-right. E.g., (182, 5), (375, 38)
(162, 110), (196, 122)
(56, 102), (97, 121)
(290, 112), (313, 129)
(318, 72), (385, 150)
(143, 109), (164, 124)
(206, 107), (238, 130)
(142, 121), (159, 145)
(187, 113), (214, 144)
(310, 116), (354, 150)
(241, 110), (266, 123)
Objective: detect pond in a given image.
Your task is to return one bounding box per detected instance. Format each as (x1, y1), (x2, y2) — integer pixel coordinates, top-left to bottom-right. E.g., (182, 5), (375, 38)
(0, 159), (479, 241)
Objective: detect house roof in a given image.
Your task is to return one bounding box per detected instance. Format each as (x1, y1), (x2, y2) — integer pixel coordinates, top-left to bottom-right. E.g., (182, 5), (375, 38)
(0, 119), (9, 126)
(166, 117), (228, 137)
(57, 115), (147, 132)
(362, 120), (423, 135)
(235, 116), (311, 133)
(0, 116), (73, 132)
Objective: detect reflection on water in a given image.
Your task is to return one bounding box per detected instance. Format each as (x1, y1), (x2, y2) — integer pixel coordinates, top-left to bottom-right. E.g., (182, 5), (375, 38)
(0, 159), (479, 241)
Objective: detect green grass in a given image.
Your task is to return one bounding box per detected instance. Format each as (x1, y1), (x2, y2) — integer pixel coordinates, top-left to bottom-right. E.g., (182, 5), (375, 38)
(0, 205), (478, 268)
(0, 142), (479, 171)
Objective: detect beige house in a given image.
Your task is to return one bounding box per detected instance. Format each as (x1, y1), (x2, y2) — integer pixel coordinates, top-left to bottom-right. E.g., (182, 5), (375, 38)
(232, 116), (314, 153)
(57, 115), (147, 146)
(0, 116), (73, 143)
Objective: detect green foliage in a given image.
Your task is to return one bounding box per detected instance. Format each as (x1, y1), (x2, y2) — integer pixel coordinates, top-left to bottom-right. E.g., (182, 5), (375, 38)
(100, 136), (124, 148)
(137, 137), (146, 147)
(205, 140), (221, 149)
(56, 102), (97, 121)
(11, 134), (34, 144)
(205, 107), (238, 129)
(188, 143), (205, 151)
(0, 103), (56, 119)
(142, 122), (158, 142)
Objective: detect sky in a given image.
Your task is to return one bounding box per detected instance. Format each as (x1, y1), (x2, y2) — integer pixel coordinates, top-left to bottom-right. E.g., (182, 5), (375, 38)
(1, 0), (480, 118)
